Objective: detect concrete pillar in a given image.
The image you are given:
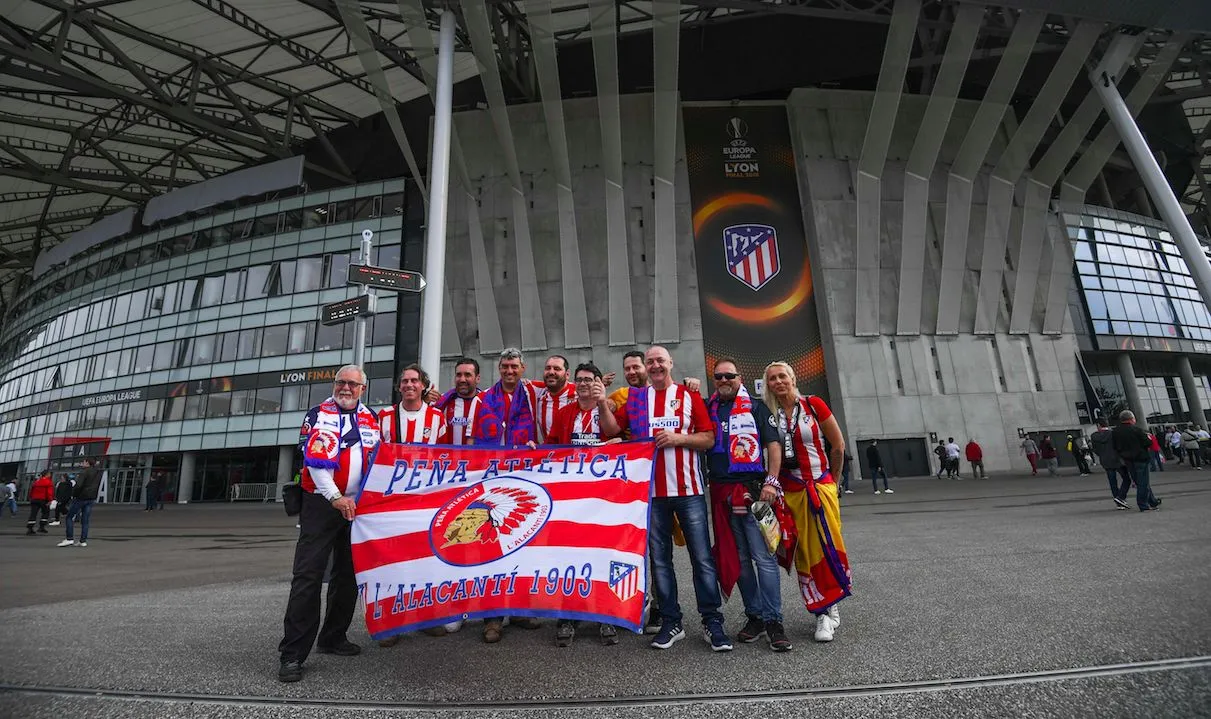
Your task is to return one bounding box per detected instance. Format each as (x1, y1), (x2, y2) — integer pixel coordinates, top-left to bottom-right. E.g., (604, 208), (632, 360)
(276, 445), (294, 503)
(1176, 356), (1207, 429)
(1116, 353), (1147, 430)
(178, 451), (196, 504)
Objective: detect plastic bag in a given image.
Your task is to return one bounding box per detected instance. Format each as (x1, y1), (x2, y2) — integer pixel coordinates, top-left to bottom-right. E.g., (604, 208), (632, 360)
(49, 499), (57, 511)
(750, 500), (781, 555)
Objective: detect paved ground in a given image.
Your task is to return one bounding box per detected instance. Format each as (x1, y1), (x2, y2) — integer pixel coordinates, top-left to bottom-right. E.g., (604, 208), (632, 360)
(1, 467), (1209, 718)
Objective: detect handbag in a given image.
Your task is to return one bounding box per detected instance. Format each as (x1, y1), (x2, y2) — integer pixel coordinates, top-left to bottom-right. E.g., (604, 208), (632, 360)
(282, 483), (303, 517)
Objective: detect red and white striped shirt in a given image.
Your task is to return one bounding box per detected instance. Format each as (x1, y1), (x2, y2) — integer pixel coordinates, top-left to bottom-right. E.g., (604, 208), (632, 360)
(782, 395), (834, 487)
(378, 404), (447, 445)
(546, 402), (607, 446)
(441, 391), (485, 446)
(613, 385), (711, 498)
(535, 382), (576, 442)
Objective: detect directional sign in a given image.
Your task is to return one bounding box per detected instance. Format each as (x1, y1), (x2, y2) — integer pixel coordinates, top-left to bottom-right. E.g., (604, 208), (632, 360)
(321, 294), (376, 325)
(348, 264), (426, 293)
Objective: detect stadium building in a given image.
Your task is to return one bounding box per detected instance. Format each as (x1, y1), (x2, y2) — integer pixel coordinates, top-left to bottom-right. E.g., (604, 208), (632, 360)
(1, 0), (1209, 500)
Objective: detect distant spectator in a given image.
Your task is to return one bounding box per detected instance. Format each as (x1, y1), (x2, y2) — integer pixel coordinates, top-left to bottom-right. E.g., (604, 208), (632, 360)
(1169, 428), (1184, 464)
(50, 475), (73, 526)
(3, 479), (17, 516)
(1020, 436), (1039, 476)
(965, 439), (985, 480)
(866, 441), (891, 494)
(840, 450), (854, 495)
(1181, 427), (1202, 469)
(1039, 436), (1059, 476)
(1148, 432), (1164, 473)
(26, 472), (53, 534)
(944, 438), (961, 479)
(933, 440), (948, 479)
(57, 459), (101, 548)
(1090, 419), (1131, 510)
(1111, 411), (1161, 512)
(1066, 434), (1090, 476)
(1196, 427), (1211, 465)
(144, 474), (161, 512)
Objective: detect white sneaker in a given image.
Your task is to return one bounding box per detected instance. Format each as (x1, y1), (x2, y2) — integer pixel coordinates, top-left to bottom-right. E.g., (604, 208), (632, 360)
(57, 539), (76, 547)
(814, 614), (835, 642)
(78, 542), (87, 547)
(827, 605), (841, 628)
(844, 490), (854, 494)
(874, 490), (881, 495)
(48, 521), (60, 526)
(884, 488), (894, 494)
(443, 619), (464, 633)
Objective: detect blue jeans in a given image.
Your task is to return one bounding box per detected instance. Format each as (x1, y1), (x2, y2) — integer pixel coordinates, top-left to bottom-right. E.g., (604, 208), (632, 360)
(729, 511), (783, 623)
(4, 497), (16, 515)
(65, 499), (94, 542)
(870, 466), (889, 490)
(649, 495), (723, 626)
(1105, 467), (1131, 501)
(1128, 461), (1158, 511)
(840, 463), (851, 491)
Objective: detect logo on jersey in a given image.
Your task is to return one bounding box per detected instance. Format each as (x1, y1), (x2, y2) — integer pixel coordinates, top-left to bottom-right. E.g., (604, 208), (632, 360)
(609, 561), (640, 603)
(724, 224), (780, 291)
(422, 427), (432, 438)
(429, 478), (551, 566)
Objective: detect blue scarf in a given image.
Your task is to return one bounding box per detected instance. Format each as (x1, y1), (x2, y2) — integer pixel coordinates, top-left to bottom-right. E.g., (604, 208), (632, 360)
(475, 380), (535, 446)
(707, 385), (765, 474)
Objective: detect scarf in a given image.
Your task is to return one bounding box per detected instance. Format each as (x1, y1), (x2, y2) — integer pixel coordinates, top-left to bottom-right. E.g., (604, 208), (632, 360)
(707, 385), (764, 474)
(475, 380), (535, 446)
(709, 483), (753, 600)
(625, 385), (651, 438)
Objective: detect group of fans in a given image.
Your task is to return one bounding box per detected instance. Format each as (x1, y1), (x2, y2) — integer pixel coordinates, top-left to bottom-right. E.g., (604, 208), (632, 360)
(277, 347), (851, 683)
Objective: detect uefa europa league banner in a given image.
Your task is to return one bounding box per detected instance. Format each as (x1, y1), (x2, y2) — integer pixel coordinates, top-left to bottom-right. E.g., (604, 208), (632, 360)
(352, 441), (655, 640)
(683, 104), (828, 400)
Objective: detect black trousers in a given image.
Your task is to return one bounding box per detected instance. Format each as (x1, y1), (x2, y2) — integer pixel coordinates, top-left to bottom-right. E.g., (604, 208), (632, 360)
(278, 491), (357, 663)
(26, 500), (49, 530)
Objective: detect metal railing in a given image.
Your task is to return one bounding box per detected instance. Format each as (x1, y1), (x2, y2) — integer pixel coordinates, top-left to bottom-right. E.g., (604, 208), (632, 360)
(228, 483), (277, 502)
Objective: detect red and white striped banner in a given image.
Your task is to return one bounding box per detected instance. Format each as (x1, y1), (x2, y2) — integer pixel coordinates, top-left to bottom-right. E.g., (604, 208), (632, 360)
(352, 441), (655, 640)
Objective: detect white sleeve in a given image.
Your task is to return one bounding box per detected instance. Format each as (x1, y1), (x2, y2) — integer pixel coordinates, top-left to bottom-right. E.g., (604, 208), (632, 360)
(310, 467), (341, 502)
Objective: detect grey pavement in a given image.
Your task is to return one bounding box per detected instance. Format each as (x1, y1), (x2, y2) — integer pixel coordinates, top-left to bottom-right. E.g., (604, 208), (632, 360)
(1, 467), (1209, 718)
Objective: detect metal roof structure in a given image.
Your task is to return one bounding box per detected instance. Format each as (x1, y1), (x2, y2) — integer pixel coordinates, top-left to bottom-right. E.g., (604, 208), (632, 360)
(1, 0), (1210, 317)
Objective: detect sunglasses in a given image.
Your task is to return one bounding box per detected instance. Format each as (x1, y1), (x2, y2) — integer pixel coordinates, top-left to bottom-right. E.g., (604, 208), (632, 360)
(713, 372), (739, 381)
(333, 380), (364, 388)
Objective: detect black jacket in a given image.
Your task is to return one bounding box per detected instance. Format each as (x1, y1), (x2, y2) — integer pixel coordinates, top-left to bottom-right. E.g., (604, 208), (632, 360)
(72, 469), (102, 501)
(1089, 429), (1122, 470)
(865, 444), (882, 468)
(1111, 424), (1151, 462)
(54, 478), (73, 505)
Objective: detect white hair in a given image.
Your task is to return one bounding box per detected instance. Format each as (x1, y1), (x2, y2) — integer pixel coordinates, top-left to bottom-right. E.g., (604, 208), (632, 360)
(336, 364), (367, 384)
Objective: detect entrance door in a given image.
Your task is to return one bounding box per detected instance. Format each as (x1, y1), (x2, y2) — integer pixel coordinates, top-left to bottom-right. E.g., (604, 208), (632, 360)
(856, 438), (931, 478)
(107, 469), (144, 504)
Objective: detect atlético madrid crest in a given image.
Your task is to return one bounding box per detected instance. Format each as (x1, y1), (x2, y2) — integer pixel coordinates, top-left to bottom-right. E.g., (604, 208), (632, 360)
(429, 478), (552, 567)
(724, 224), (780, 291)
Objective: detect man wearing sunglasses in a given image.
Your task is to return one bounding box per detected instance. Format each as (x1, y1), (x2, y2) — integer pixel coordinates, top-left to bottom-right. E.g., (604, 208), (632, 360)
(705, 360), (789, 651)
(278, 364), (381, 683)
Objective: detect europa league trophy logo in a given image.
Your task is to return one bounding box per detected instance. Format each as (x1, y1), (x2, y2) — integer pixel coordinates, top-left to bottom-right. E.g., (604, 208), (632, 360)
(726, 117), (749, 142)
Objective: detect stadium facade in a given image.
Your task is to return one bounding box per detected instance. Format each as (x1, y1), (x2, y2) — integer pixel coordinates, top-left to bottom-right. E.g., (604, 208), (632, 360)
(1, 1), (1210, 499)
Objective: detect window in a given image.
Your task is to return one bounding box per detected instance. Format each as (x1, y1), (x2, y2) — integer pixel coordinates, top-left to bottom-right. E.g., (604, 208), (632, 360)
(268, 261), (295, 296)
(372, 312), (395, 347)
(245, 265), (270, 301)
(254, 386), (283, 414)
(128, 289), (148, 321)
(112, 293), (132, 326)
(133, 344), (154, 374)
(281, 385), (304, 413)
(287, 322), (314, 354)
(327, 252), (350, 288)
(207, 392), (231, 418)
(236, 328), (261, 360)
(309, 382), (330, 408)
(200, 276), (224, 307)
(219, 331), (239, 362)
(261, 325), (288, 357)
(221, 270), (243, 304)
(296, 257), (322, 292)
(162, 396), (185, 422)
(184, 394), (207, 419)
(180, 279), (200, 311)
(230, 389), (254, 416)
(192, 335), (217, 365)
(152, 342), (174, 371)
(314, 321), (343, 352)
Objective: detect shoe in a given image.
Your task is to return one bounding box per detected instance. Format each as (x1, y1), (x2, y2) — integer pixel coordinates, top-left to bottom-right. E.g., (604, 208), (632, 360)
(650, 621), (685, 649)
(483, 621), (503, 643)
(511, 616), (541, 630)
(25, 530), (35, 536)
(1152, 498), (1162, 509)
(37, 527), (47, 533)
(827, 605), (841, 628)
(598, 624), (619, 646)
(278, 659), (303, 683)
(1113, 497), (1128, 510)
(316, 641), (360, 656)
(703, 620), (733, 652)
(814, 614), (835, 642)
(78, 542), (87, 547)
(555, 621), (575, 648)
(766, 621), (792, 652)
(884, 488), (894, 494)
(643, 606), (662, 635)
(443, 620), (464, 633)
(874, 490), (881, 495)
(421, 626), (448, 637)
(737, 615), (766, 643)
(49, 521), (60, 526)
(377, 635), (403, 648)
(57, 539), (75, 547)
(844, 490), (854, 495)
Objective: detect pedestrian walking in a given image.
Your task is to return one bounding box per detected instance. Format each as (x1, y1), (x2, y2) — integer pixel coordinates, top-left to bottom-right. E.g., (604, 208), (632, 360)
(944, 438), (962, 479)
(1111, 411), (1162, 512)
(1181, 427), (1202, 469)
(965, 439), (985, 479)
(2, 479), (17, 516)
(840, 450), (854, 495)
(50, 475), (72, 526)
(57, 460), (101, 547)
(1090, 419), (1131, 510)
(25, 472), (53, 535)
(1020, 435), (1039, 475)
(866, 440), (892, 494)
(1067, 434), (1091, 475)
(1148, 432), (1165, 473)
(1039, 436), (1059, 476)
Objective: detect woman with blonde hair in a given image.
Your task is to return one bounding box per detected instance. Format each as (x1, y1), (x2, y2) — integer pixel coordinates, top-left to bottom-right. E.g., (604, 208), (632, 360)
(761, 361), (851, 642)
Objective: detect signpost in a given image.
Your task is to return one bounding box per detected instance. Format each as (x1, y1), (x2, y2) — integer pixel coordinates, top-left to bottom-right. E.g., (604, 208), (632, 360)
(321, 228), (426, 372)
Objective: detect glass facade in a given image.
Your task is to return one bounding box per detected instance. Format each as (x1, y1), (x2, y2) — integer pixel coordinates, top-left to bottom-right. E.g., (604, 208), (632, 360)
(1069, 207), (1211, 352)
(1084, 356), (1211, 427)
(0, 178), (418, 481)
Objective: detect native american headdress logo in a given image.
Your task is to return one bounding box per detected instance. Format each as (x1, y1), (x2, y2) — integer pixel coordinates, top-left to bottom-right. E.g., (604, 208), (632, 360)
(430, 478), (552, 567)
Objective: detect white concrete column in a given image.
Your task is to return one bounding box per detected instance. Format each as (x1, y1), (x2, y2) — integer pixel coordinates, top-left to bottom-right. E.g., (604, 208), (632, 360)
(1116, 353), (1147, 431)
(1176, 356), (1207, 429)
(177, 451), (196, 504)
